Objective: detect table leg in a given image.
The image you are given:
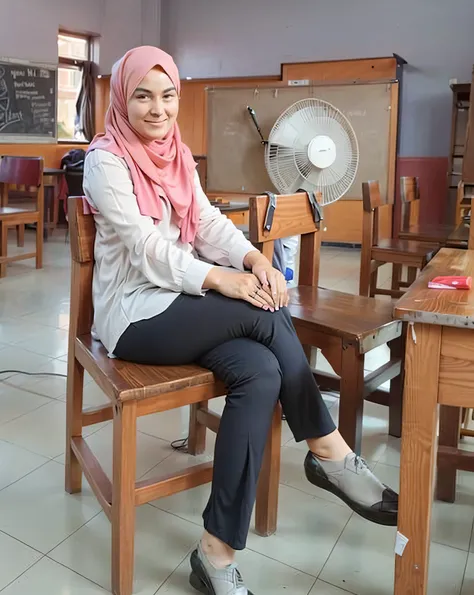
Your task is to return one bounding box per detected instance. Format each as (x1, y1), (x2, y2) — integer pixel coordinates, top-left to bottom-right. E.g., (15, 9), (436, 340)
(43, 186), (53, 241)
(394, 323), (441, 595)
(436, 405), (461, 502)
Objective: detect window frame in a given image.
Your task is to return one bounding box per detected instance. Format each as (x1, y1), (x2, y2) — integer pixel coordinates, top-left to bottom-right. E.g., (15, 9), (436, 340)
(57, 30), (93, 144)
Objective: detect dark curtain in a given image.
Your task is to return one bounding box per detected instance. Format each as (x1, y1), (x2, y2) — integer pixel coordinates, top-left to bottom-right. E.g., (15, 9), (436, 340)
(75, 61), (95, 141)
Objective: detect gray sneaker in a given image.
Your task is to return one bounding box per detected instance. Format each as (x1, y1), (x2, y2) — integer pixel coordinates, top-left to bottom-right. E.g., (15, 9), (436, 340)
(189, 544), (253, 595)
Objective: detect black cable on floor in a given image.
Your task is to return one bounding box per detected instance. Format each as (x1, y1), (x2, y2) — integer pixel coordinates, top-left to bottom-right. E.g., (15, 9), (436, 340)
(0, 369), (67, 378)
(171, 437), (189, 451)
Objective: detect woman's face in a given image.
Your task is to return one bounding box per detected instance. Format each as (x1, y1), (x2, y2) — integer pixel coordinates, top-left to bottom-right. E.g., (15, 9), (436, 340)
(127, 67), (179, 142)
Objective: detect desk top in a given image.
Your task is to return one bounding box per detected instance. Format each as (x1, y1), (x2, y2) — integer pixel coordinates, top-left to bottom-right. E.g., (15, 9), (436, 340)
(394, 248), (474, 328)
(216, 202), (249, 213)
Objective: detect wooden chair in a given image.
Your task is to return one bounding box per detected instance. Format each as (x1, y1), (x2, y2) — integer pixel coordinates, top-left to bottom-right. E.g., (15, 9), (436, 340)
(65, 197), (281, 595)
(398, 176), (455, 245)
(0, 156), (44, 278)
(249, 191), (405, 454)
(359, 180), (438, 298)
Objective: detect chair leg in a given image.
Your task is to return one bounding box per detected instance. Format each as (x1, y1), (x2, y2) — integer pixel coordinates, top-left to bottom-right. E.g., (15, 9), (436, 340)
(303, 344), (316, 368)
(36, 214), (43, 270)
(52, 192), (60, 235)
(387, 329), (406, 439)
(359, 256), (371, 297)
(339, 344), (365, 454)
(188, 402), (208, 455)
(407, 266), (417, 286)
(392, 263), (402, 292)
(255, 403), (282, 537)
(16, 224), (25, 247)
(0, 222), (7, 278)
(436, 405), (460, 503)
(65, 357), (85, 494)
(368, 268), (378, 297)
(112, 400), (137, 595)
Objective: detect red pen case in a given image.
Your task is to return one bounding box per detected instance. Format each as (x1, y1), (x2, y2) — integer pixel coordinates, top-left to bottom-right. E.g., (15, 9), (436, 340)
(428, 276), (472, 290)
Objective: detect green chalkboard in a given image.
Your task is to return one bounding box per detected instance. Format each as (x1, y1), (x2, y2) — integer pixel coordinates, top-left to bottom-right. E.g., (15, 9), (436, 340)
(0, 59), (57, 142)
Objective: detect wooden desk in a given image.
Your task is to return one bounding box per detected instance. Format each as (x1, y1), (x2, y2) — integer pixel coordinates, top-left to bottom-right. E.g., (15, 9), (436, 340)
(212, 199), (249, 226)
(393, 247), (474, 595)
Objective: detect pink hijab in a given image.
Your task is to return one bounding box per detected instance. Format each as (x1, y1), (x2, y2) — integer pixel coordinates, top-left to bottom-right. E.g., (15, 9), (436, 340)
(88, 46), (199, 243)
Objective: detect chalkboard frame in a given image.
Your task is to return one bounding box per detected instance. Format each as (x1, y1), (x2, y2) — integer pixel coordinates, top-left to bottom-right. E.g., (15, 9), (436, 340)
(0, 57), (58, 144)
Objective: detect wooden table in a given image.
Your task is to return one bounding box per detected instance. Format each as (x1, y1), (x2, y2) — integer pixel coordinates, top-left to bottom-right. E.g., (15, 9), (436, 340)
(393, 247), (474, 594)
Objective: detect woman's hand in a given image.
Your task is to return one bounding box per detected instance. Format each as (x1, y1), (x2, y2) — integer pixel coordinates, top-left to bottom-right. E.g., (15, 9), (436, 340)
(203, 268), (277, 311)
(244, 250), (289, 309)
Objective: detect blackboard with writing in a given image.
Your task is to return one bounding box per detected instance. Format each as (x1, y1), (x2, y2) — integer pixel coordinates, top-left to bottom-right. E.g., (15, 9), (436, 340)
(0, 60), (57, 142)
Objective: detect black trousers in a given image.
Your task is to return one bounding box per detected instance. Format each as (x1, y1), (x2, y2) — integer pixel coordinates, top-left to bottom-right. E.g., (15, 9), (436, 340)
(114, 291), (336, 550)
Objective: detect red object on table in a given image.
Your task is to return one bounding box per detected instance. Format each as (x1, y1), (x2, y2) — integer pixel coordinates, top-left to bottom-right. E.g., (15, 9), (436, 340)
(428, 276), (472, 289)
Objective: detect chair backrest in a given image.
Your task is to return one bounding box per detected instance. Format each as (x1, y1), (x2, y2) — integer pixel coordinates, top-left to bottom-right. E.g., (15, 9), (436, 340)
(470, 197), (474, 250)
(400, 176), (420, 228)
(0, 156), (44, 209)
(249, 192), (322, 287)
(361, 180), (392, 248)
(0, 156), (43, 186)
(68, 196), (96, 339)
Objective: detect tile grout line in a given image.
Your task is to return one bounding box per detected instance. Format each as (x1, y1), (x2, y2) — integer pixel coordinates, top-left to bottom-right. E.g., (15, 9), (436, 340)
(0, 458), (51, 496)
(43, 554), (109, 593)
(153, 541), (198, 594)
(0, 554), (46, 594)
(45, 509), (104, 559)
(312, 509), (355, 587)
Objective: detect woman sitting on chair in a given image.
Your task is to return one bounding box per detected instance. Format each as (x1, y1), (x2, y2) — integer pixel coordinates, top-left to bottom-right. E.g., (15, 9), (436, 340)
(83, 46), (398, 595)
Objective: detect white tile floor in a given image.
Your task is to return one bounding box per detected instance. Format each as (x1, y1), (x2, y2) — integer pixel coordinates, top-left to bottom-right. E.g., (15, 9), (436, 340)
(0, 230), (473, 594)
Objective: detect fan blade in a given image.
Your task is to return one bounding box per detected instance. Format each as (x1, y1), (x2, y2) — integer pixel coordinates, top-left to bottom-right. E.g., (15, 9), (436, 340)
(269, 122), (299, 147)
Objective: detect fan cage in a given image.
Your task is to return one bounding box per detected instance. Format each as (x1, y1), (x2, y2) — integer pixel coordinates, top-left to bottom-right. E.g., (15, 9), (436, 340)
(264, 98), (359, 205)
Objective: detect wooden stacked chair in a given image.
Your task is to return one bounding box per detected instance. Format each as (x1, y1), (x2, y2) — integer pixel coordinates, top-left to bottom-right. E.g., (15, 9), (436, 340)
(398, 176), (454, 245)
(359, 180), (438, 298)
(65, 197), (282, 595)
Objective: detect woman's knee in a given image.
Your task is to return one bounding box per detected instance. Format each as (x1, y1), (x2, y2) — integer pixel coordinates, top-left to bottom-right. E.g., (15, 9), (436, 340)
(230, 342), (282, 401)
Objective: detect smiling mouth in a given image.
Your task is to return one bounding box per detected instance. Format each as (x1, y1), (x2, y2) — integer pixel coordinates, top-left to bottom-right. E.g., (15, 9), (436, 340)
(146, 120), (167, 125)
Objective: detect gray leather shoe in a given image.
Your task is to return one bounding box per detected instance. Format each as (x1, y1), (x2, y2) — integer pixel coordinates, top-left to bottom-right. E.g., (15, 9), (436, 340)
(189, 545), (253, 595)
(304, 451), (398, 526)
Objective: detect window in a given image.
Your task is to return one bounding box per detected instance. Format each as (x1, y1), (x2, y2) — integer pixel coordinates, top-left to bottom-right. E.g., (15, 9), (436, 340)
(57, 32), (90, 141)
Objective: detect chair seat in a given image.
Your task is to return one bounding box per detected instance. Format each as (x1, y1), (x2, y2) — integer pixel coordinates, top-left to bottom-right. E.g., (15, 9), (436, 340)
(374, 238), (438, 258)
(398, 223), (455, 244)
(0, 206), (36, 217)
(288, 286), (400, 351)
(76, 334), (224, 402)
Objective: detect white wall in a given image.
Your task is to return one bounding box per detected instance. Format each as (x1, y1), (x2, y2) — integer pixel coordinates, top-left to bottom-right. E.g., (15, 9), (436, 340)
(142, 0), (162, 48)
(161, 0), (474, 157)
(1, 0), (161, 74)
